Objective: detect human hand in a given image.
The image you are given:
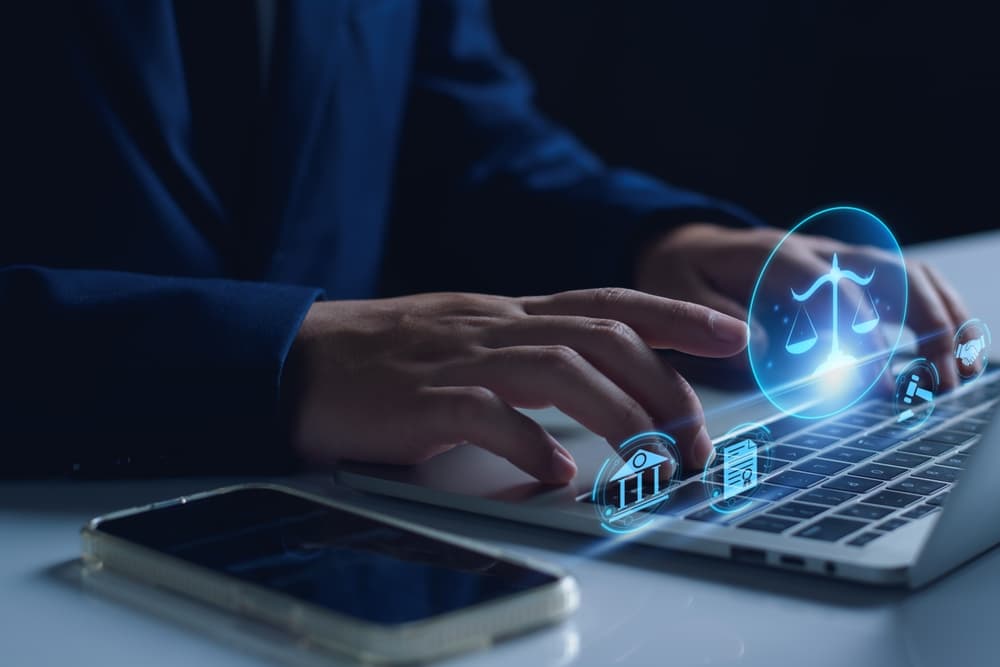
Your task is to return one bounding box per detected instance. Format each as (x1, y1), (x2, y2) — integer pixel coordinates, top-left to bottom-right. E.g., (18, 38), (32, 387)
(285, 289), (748, 484)
(636, 223), (970, 389)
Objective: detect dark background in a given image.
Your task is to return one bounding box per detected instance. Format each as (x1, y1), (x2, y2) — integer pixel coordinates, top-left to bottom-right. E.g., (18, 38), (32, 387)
(492, 1), (999, 244)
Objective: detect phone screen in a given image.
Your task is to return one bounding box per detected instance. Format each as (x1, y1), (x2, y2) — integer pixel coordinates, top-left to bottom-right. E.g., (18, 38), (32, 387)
(95, 487), (559, 625)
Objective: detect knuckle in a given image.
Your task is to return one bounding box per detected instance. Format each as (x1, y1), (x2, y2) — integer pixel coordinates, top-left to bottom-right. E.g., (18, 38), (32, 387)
(540, 344), (584, 371)
(591, 287), (633, 308)
(449, 386), (499, 423)
(667, 298), (706, 325)
(664, 366), (705, 419)
(585, 317), (636, 344)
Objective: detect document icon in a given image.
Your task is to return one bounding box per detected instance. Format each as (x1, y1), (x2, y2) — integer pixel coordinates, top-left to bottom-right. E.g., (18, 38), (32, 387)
(723, 439), (758, 500)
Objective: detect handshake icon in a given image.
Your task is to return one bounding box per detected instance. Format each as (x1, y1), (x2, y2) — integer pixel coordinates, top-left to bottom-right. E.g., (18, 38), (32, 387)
(956, 335), (986, 368)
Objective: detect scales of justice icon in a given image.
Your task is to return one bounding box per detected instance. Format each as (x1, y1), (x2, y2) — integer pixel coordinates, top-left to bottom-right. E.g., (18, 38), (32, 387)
(785, 253), (880, 377)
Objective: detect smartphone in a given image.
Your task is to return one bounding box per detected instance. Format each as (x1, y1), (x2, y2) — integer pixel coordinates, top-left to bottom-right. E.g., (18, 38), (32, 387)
(81, 484), (579, 664)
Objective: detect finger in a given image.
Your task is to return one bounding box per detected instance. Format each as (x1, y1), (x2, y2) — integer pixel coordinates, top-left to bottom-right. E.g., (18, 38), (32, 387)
(906, 264), (961, 389)
(811, 247), (949, 389)
(421, 386), (577, 484)
(681, 281), (770, 362)
(483, 315), (705, 428)
(521, 288), (747, 357)
(923, 264), (971, 331)
(433, 346), (657, 450)
(466, 346), (709, 468)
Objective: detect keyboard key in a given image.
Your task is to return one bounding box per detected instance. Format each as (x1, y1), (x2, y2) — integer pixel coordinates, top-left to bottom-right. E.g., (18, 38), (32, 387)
(768, 445), (814, 462)
(860, 401), (898, 418)
(812, 423), (862, 440)
(762, 456), (791, 472)
(795, 517), (868, 541)
(902, 504), (938, 519)
(823, 475), (882, 493)
(852, 463), (908, 481)
(928, 403), (965, 418)
(768, 470), (826, 489)
(921, 431), (978, 447)
(784, 433), (839, 450)
(768, 502), (827, 520)
(952, 419), (989, 435)
(926, 492), (949, 507)
(876, 451), (931, 468)
(876, 518), (909, 531)
(654, 483), (710, 516)
(843, 435), (897, 452)
(912, 466), (961, 483)
(939, 452), (970, 468)
(900, 441), (954, 457)
(847, 532), (882, 547)
(871, 426), (916, 442)
(792, 458), (850, 476)
(797, 488), (856, 506)
(739, 515), (799, 534)
(742, 483), (797, 503)
(821, 447), (874, 464)
(838, 413), (884, 429)
(864, 490), (921, 508)
(687, 500), (766, 524)
(888, 477), (947, 495)
(837, 503), (894, 520)
(764, 416), (808, 440)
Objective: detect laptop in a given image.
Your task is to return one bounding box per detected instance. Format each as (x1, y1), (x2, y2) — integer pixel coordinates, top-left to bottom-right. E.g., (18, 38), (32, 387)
(335, 363), (1000, 588)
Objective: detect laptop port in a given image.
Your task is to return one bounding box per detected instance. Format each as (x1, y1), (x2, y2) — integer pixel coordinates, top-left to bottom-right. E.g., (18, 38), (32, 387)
(730, 547), (766, 564)
(780, 555), (806, 568)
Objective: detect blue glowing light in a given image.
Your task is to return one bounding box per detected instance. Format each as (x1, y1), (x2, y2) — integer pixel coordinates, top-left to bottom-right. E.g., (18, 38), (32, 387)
(747, 206), (909, 420)
(591, 431), (681, 534)
(701, 423), (774, 515)
(954, 318), (992, 382)
(893, 357), (940, 429)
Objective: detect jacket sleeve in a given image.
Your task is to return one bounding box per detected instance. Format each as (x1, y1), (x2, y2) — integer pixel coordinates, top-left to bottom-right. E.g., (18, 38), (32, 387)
(0, 265), (321, 477)
(381, 0), (760, 298)
(1, 3), (322, 477)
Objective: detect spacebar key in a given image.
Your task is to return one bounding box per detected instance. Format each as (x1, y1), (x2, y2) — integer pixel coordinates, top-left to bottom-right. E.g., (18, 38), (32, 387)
(794, 517), (868, 542)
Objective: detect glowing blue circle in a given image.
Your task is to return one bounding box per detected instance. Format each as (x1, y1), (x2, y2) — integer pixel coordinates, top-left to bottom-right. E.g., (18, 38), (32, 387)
(700, 423), (774, 515)
(954, 318), (992, 382)
(591, 431), (681, 535)
(748, 206), (908, 419)
(893, 358), (939, 430)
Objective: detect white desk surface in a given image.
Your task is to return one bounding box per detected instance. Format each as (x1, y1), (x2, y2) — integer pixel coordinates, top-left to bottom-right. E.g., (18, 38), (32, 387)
(3, 230), (999, 667)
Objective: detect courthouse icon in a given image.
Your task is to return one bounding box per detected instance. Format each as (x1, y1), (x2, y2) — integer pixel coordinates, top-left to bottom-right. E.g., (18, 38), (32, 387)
(607, 448), (674, 521)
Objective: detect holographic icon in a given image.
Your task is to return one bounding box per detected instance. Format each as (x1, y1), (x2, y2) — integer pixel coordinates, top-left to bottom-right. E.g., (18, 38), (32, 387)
(608, 448), (673, 516)
(954, 319), (992, 382)
(592, 432), (681, 534)
(956, 336), (985, 367)
(788, 253), (877, 376)
(894, 358), (940, 429)
(898, 374), (934, 423)
(702, 424), (775, 515)
(749, 206), (908, 420)
(722, 439), (758, 499)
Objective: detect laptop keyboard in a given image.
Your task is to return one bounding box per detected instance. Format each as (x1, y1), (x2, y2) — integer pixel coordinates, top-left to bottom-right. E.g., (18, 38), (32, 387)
(579, 369), (1000, 548)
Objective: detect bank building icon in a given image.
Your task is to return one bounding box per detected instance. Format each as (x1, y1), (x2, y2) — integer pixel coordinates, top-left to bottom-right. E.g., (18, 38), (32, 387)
(607, 448), (674, 521)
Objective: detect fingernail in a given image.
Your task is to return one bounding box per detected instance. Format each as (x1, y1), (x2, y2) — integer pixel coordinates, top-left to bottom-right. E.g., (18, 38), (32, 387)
(749, 321), (769, 352)
(550, 445), (577, 482)
(712, 312), (749, 345)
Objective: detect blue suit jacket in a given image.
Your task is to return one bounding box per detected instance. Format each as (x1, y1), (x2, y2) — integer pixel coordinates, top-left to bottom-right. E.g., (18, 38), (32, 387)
(3, 1), (754, 475)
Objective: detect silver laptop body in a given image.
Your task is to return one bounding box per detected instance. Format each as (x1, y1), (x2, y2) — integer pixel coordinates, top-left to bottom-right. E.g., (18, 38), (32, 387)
(336, 367), (1000, 588)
